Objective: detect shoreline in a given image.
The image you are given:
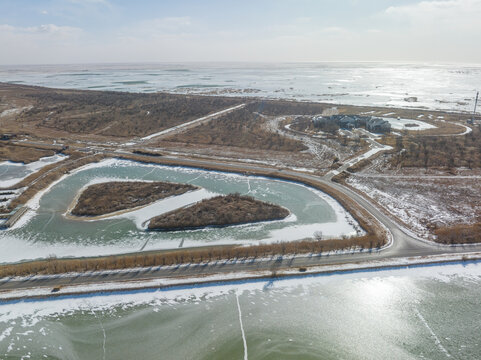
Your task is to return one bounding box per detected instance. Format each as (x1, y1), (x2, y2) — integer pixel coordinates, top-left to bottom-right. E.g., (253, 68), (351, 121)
(1, 252), (480, 302)
(64, 179), (201, 221)
(0, 154), (67, 189)
(1, 72), (478, 113)
(147, 194), (291, 232)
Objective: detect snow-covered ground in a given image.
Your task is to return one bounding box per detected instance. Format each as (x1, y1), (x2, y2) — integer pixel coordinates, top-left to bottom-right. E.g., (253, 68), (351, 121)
(325, 139), (392, 178)
(382, 117), (436, 131)
(0, 106), (32, 118)
(0, 154), (67, 188)
(0, 188), (23, 209)
(265, 115), (360, 171)
(347, 174), (481, 239)
(103, 188), (216, 229)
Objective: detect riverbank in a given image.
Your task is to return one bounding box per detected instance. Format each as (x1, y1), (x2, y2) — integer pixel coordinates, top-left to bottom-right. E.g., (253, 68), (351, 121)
(1, 252), (480, 302)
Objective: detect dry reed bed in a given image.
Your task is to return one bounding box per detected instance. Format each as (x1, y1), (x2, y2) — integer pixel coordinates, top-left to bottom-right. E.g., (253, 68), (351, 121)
(71, 181), (196, 216)
(148, 194), (289, 230)
(0, 236), (381, 278)
(434, 223), (481, 244)
(0, 143), (56, 164)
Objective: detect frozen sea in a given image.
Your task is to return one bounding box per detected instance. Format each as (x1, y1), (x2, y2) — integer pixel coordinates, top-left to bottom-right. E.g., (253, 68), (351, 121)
(1, 62), (480, 112)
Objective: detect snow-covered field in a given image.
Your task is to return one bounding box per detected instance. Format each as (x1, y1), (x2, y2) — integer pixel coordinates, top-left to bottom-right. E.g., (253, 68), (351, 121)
(0, 106), (32, 118)
(347, 174), (481, 239)
(382, 117), (437, 131)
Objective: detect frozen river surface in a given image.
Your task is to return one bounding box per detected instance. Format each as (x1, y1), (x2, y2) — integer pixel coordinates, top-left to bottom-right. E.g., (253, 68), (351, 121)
(0, 159), (360, 263)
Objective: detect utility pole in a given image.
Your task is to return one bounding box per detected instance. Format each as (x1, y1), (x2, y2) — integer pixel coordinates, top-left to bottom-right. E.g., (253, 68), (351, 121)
(471, 91), (479, 124)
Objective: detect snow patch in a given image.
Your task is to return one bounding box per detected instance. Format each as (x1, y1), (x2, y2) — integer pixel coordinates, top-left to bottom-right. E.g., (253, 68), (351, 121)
(0, 154), (67, 188)
(382, 117), (436, 131)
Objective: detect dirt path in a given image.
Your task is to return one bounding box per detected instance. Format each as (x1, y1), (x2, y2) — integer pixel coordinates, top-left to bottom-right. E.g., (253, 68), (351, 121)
(136, 103), (246, 143)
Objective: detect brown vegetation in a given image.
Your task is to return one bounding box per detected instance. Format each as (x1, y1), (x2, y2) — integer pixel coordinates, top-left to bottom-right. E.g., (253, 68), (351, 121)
(148, 194), (289, 230)
(0, 235), (383, 278)
(291, 115), (339, 134)
(434, 223), (481, 244)
(5, 153), (105, 211)
(0, 143), (56, 163)
(389, 125), (481, 169)
(132, 149), (163, 157)
(0, 83), (242, 138)
(164, 105), (307, 151)
(249, 99), (325, 116)
(72, 181), (196, 216)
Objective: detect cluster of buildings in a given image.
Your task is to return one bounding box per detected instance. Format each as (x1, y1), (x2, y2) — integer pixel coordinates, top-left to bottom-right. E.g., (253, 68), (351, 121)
(312, 115), (391, 133)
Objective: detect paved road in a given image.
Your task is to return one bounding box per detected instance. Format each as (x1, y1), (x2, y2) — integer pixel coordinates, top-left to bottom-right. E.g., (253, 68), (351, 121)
(1, 153), (480, 294)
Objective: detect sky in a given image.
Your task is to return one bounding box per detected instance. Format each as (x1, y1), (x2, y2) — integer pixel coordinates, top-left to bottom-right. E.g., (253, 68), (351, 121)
(0, 0), (481, 65)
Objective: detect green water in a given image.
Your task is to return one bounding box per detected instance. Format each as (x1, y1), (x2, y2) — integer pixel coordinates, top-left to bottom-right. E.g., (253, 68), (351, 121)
(1, 262), (480, 359)
(1, 159), (359, 263)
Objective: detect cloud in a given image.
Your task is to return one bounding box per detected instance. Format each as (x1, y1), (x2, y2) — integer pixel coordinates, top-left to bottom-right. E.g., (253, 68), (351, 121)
(143, 16), (191, 32)
(1, 1), (481, 64)
(384, 0), (481, 31)
(0, 24), (15, 32)
(0, 23), (82, 36)
(0, 23), (85, 64)
(116, 16), (193, 41)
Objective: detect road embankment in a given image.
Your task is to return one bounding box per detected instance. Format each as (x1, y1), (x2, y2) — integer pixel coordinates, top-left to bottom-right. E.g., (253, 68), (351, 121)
(1, 252), (480, 302)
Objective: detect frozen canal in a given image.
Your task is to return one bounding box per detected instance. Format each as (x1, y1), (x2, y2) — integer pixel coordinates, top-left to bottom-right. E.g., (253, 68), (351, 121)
(0, 159), (361, 263)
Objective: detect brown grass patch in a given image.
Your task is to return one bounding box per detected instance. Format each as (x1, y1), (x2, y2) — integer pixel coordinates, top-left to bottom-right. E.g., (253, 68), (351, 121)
(0, 83), (243, 138)
(71, 181), (196, 217)
(434, 223), (481, 244)
(0, 143), (56, 163)
(148, 194), (289, 230)
(164, 105), (307, 151)
(388, 125), (481, 169)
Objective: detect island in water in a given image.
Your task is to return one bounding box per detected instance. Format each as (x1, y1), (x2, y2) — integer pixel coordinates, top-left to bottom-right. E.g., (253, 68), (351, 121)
(71, 181), (197, 217)
(148, 193), (290, 231)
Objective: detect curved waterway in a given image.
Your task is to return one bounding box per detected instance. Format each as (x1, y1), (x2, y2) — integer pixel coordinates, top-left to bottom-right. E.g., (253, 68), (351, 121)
(0, 159), (361, 263)
(0, 154), (67, 188)
(1, 262), (480, 359)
